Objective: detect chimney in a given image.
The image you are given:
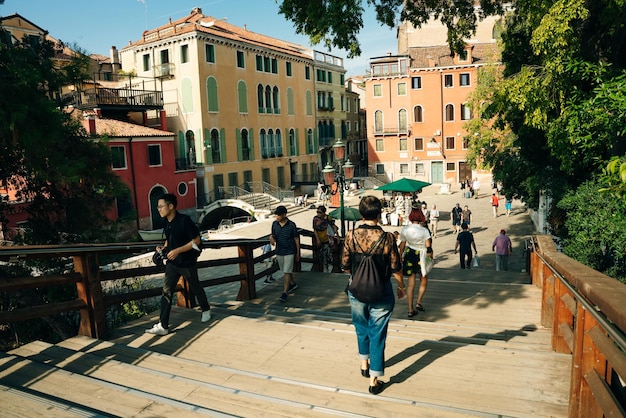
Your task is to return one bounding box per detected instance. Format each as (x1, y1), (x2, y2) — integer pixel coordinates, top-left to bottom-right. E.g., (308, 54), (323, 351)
(87, 116), (96, 136)
(110, 46), (121, 74)
(159, 110), (167, 131)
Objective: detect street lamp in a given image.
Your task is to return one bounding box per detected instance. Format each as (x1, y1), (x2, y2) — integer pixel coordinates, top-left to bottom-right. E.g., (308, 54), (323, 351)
(322, 139), (354, 237)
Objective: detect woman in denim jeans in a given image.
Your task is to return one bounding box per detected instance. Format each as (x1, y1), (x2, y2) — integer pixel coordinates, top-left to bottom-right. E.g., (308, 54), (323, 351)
(341, 196), (404, 395)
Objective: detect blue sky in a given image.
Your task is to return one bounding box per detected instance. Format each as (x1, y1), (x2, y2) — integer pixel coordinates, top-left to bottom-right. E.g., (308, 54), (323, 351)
(1, 0), (398, 76)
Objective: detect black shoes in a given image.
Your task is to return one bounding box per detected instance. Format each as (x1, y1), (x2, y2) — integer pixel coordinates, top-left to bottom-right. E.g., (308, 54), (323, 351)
(369, 381), (385, 395)
(360, 367), (370, 378)
(416, 303), (425, 312)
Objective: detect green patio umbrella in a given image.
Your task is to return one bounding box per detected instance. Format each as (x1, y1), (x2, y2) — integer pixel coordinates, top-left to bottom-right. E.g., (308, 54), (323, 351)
(375, 177), (431, 193)
(329, 207), (362, 222)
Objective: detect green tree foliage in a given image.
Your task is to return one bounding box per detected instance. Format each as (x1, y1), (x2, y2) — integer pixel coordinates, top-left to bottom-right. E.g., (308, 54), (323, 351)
(599, 156), (626, 206)
(0, 28), (127, 244)
(557, 180), (626, 283)
(278, 0), (505, 57)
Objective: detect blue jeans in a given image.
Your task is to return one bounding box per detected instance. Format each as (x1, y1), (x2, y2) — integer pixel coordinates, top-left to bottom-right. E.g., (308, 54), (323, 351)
(348, 286), (395, 377)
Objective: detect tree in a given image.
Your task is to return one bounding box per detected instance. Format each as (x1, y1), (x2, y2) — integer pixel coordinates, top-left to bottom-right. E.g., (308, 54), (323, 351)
(278, 0), (506, 57)
(0, 28), (128, 244)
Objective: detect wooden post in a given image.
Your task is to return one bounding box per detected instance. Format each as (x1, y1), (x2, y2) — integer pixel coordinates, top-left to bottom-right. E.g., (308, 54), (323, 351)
(73, 253), (107, 339)
(237, 243), (257, 301)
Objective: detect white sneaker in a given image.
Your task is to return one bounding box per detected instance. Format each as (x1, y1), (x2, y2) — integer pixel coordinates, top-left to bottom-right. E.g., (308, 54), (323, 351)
(201, 310), (212, 323)
(145, 322), (168, 335)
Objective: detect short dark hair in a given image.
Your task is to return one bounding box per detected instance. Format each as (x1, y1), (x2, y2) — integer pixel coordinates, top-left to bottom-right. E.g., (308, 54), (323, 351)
(461, 222), (469, 230)
(159, 193), (177, 208)
(359, 195), (382, 221)
(317, 205), (326, 213)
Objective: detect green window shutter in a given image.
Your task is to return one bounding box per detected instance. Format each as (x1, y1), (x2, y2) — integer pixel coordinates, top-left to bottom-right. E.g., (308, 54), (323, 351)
(220, 128), (227, 162)
(249, 128), (255, 160)
(238, 81), (248, 113)
(236, 128), (243, 161)
(207, 77), (219, 112)
(295, 129), (300, 156)
(204, 128), (213, 165)
(287, 88), (294, 115)
(313, 127), (318, 151)
(178, 131), (185, 160)
(306, 91), (312, 116)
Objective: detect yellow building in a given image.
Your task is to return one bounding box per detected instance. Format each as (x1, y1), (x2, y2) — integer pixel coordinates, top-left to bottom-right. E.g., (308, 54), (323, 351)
(119, 7), (337, 203)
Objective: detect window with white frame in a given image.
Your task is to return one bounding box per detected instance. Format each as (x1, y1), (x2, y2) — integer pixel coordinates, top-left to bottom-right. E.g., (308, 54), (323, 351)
(415, 162), (424, 174)
(397, 83), (407, 96)
(414, 137), (424, 151)
(376, 163), (385, 174)
(400, 163), (409, 174)
(411, 76), (422, 89)
(460, 73), (470, 86)
(147, 144), (162, 166)
(445, 136), (455, 150)
(111, 146), (127, 169)
(444, 74), (453, 87)
(445, 104), (454, 121)
(376, 138), (384, 151)
(461, 103), (472, 120)
(446, 162), (456, 171)
(373, 84), (382, 97)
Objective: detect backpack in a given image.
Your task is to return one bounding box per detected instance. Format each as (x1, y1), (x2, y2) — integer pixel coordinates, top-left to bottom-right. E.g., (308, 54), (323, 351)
(348, 231), (389, 303)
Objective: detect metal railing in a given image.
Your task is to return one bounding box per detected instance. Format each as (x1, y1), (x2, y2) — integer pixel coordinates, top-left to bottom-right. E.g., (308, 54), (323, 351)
(530, 235), (626, 417)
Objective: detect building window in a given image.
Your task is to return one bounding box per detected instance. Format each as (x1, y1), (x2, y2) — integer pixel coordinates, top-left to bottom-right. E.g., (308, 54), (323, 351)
(236, 50), (245, 68)
(445, 136), (455, 149)
(286, 61), (292, 76)
(328, 71), (333, 84)
(460, 73), (470, 86)
(446, 162), (456, 171)
(400, 163), (409, 174)
(399, 137), (407, 151)
(111, 146), (127, 169)
(411, 76), (422, 89)
(415, 162), (425, 174)
(211, 129), (221, 163)
(178, 182), (188, 196)
(373, 84), (382, 97)
(307, 129), (314, 154)
(346, 121), (351, 132)
(462, 137), (470, 149)
(414, 137), (424, 151)
(305, 66), (310, 80)
(271, 58), (278, 74)
(444, 74), (453, 87)
(398, 109), (407, 131)
(264, 56), (271, 72)
(375, 138), (384, 151)
(180, 44), (189, 63)
(205, 44), (215, 63)
(147, 144), (162, 166)
(237, 81), (248, 113)
(461, 103), (472, 120)
(413, 105), (423, 123)
(256, 55), (263, 71)
(445, 104), (455, 121)
(207, 76), (219, 112)
(340, 74), (345, 85)
(142, 54), (150, 72)
(376, 163), (385, 175)
(241, 129), (251, 161)
(397, 83), (407, 96)
(374, 110), (383, 133)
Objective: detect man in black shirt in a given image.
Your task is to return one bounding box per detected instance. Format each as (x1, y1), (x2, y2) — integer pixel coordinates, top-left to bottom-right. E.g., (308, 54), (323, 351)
(454, 222), (478, 269)
(146, 193), (211, 335)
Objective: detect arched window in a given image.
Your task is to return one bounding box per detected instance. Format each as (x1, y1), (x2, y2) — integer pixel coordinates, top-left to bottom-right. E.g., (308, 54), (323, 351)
(272, 86), (280, 114)
(398, 109), (407, 131)
(268, 129), (275, 157)
(211, 128), (221, 163)
(289, 128), (296, 156)
(413, 105), (423, 123)
(265, 86), (272, 113)
(241, 129), (250, 161)
(275, 129), (283, 156)
(307, 129), (314, 154)
(257, 84), (264, 112)
(374, 110), (383, 133)
(260, 129), (267, 158)
(445, 104), (454, 121)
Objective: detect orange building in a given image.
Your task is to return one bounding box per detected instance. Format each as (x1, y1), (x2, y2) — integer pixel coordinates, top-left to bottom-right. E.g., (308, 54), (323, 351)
(365, 17), (501, 187)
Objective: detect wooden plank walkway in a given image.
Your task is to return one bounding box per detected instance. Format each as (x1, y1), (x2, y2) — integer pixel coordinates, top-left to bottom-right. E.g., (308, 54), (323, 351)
(3, 267), (571, 417)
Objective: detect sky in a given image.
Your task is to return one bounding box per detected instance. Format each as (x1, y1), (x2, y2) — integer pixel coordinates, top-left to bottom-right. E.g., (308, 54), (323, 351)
(1, 0), (399, 76)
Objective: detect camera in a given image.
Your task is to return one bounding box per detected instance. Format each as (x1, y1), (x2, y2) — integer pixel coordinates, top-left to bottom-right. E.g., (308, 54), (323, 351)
(152, 247), (169, 267)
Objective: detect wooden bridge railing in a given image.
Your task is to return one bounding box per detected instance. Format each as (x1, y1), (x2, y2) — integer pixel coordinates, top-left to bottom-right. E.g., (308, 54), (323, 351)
(0, 230), (324, 340)
(531, 235), (626, 418)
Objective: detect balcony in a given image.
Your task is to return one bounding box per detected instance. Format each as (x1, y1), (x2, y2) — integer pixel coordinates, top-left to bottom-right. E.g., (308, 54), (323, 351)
(154, 62), (175, 78)
(372, 126), (410, 136)
(68, 87), (164, 112)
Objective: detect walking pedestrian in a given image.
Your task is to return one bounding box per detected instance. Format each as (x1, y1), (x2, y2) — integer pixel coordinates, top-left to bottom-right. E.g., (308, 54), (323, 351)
(313, 205), (338, 273)
(454, 222), (477, 269)
(430, 204), (440, 238)
(492, 229), (513, 271)
(340, 196), (404, 395)
(146, 193), (211, 336)
(270, 205), (300, 303)
(491, 193), (500, 218)
(398, 209), (433, 317)
(451, 203), (463, 233)
(462, 205), (472, 227)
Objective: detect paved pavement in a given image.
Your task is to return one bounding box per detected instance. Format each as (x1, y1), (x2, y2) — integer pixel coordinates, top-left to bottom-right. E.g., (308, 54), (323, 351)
(188, 172), (538, 304)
